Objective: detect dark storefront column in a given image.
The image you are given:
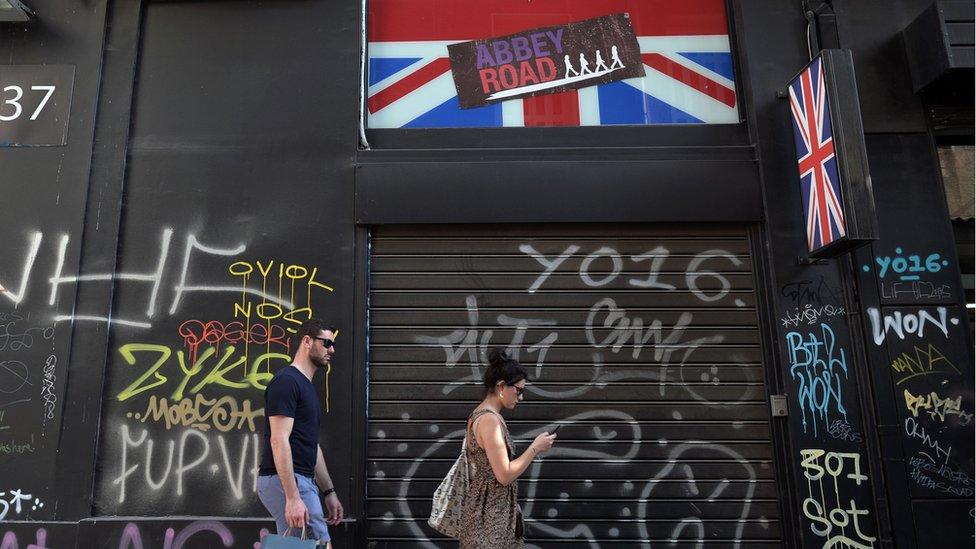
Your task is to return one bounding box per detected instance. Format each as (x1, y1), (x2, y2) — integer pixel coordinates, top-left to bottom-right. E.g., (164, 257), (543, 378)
(836, 1), (976, 545)
(0, 2), (109, 543)
(853, 135), (975, 547)
(734, 2), (883, 547)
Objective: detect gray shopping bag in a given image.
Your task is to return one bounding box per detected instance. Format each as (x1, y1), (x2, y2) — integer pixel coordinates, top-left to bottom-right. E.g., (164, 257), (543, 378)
(260, 527), (319, 549)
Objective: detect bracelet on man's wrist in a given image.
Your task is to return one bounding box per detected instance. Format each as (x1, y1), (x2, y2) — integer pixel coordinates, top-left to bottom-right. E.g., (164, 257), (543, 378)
(321, 487), (335, 497)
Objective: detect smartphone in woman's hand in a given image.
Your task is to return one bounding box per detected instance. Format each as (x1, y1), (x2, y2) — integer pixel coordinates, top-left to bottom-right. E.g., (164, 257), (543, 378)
(549, 424), (561, 436)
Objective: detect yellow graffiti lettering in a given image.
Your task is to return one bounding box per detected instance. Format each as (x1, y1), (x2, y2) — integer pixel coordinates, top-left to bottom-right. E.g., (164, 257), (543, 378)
(904, 389), (932, 417)
(115, 344), (293, 403)
(135, 394), (264, 432)
(306, 267), (334, 292)
(284, 264), (308, 280)
(233, 301), (251, 319)
(799, 449), (875, 547)
(256, 302), (284, 320)
(802, 496), (831, 537)
(188, 345), (250, 394)
(249, 352), (288, 390)
(282, 307), (313, 326)
(800, 448), (825, 480)
(256, 260), (274, 278)
(117, 344), (172, 401)
(228, 261), (253, 277)
(904, 389), (970, 424)
(890, 344), (960, 385)
(170, 347), (215, 400)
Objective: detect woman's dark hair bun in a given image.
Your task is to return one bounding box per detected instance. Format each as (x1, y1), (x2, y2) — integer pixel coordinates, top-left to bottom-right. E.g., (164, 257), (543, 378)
(482, 348), (528, 396)
(487, 347), (509, 367)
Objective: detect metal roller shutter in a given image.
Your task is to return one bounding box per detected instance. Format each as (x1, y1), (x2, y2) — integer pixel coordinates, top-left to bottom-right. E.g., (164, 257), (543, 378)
(366, 225), (782, 548)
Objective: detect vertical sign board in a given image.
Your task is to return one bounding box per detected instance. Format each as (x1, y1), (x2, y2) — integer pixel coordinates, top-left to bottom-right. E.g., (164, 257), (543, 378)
(788, 50), (877, 258)
(0, 65), (74, 146)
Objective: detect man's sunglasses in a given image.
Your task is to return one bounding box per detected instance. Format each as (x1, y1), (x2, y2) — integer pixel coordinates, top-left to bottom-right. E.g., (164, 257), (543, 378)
(310, 336), (335, 348)
(508, 384), (524, 397)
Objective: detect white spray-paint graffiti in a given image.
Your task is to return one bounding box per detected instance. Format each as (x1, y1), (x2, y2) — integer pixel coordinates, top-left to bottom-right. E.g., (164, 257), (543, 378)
(780, 303), (846, 328)
(395, 242), (770, 546)
(0, 312), (57, 426)
(386, 412), (770, 548)
(866, 306), (959, 346)
(520, 244), (747, 305)
(111, 424), (260, 504)
(0, 489), (44, 521)
(585, 297), (729, 398)
(414, 295), (561, 395)
(0, 312), (54, 352)
(416, 296), (756, 404)
(0, 229), (309, 329)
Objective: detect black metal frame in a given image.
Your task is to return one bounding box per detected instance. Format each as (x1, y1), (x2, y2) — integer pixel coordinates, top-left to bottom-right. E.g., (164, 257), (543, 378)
(748, 224), (802, 549)
(350, 224), (372, 547)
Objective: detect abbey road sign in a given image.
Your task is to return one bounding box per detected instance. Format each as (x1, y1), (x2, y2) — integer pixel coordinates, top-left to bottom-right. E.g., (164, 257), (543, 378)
(448, 13), (644, 109)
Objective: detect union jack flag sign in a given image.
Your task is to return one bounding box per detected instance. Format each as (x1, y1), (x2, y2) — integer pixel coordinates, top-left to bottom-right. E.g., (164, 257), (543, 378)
(789, 56), (847, 253)
(367, 0), (739, 128)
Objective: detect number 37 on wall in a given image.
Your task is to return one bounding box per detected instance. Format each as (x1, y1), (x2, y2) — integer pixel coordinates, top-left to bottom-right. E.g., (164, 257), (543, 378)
(0, 64), (74, 146)
(1, 84), (57, 121)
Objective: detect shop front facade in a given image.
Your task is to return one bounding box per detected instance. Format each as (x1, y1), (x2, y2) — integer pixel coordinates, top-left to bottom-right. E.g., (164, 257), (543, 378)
(0, 0), (972, 547)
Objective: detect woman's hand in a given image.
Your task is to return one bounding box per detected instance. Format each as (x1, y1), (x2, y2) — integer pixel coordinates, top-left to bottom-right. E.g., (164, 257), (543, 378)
(530, 432), (557, 455)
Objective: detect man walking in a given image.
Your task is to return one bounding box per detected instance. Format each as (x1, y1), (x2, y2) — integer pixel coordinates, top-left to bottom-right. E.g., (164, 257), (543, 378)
(258, 319), (344, 547)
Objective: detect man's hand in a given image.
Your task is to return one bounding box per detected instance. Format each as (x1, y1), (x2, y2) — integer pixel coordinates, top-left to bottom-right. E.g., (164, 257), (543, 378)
(285, 496), (309, 530)
(324, 492), (344, 526)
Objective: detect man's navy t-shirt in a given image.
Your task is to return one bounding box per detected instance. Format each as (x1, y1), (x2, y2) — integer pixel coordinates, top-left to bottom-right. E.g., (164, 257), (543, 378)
(259, 365), (320, 477)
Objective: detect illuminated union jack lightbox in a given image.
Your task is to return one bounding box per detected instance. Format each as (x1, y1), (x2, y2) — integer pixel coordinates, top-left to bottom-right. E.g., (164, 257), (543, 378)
(788, 49), (878, 258)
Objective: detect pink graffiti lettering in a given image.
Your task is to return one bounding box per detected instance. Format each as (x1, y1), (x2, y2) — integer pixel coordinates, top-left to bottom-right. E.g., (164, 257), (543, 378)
(118, 521), (234, 549)
(0, 528), (48, 549)
(178, 320), (290, 365)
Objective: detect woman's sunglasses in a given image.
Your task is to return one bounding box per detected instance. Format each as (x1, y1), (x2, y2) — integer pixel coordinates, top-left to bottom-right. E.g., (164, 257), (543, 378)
(508, 384), (525, 397)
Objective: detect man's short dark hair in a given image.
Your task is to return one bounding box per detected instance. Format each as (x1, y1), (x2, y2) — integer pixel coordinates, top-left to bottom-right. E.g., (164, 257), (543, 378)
(295, 318), (334, 347)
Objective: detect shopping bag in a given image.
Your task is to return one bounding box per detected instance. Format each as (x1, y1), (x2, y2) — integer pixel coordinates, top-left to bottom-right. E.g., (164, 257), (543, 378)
(260, 527), (319, 549)
(428, 436), (469, 538)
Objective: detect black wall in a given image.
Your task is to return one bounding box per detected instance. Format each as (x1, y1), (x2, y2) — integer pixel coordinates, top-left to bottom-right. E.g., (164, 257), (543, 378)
(2, 0), (362, 544)
(0, 0), (108, 523)
(854, 133), (974, 547)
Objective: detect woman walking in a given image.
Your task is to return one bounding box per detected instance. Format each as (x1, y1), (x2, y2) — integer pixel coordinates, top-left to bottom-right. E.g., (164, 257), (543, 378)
(459, 349), (557, 549)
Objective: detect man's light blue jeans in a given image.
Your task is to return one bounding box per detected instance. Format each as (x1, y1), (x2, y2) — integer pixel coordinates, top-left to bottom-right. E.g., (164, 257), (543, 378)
(258, 473), (331, 543)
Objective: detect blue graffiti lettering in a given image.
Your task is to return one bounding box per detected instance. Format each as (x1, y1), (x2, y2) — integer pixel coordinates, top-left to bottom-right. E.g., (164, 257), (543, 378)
(786, 324), (849, 436)
(862, 247), (949, 281)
